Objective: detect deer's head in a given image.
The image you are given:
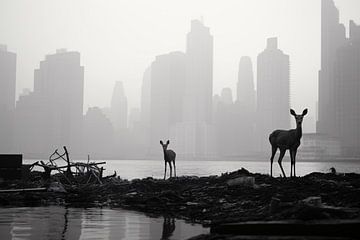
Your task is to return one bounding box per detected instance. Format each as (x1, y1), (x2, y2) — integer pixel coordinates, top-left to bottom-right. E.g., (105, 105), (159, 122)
(290, 108), (308, 127)
(160, 140), (170, 151)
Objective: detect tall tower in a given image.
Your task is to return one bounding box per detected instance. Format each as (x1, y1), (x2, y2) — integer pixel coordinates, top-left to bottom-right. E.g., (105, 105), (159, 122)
(237, 56), (256, 112)
(141, 67), (151, 129)
(317, 0), (346, 135)
(334, 20), (360, 156)
(110, 81), (128, 130)
(257, 38), (290, 152)
(149, 51), (186, 155)
(183, 19), (213, 123)
(174, 19), (216, 159)
(235, 56), (256, 153)
(15, 49), (84, 156)
(0, 45), (16, 152)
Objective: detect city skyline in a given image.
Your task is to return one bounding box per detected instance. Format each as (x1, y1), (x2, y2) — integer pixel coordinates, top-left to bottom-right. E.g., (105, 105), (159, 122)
(1, 0), (360, 133)
(0, 0), (360, 159)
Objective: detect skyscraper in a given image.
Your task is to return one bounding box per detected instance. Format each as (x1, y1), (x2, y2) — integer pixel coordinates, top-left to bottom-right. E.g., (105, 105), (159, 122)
(256, 38), (290, 152)
(149, 51), (186, 155)
(183, 19), (213, 123)
(235, 56), (256, 153)
(317, 0), (360, 156)
(173, 19), (216, 159)
(141, 66), (151, 129)
(237, 56), (256, 112)
(220, 88), (233, 105)
(0, 45), (16, 153)
(317, 0), (346, 136)
(15, 49), (84, 156)
(110, 81), (128, 130)
(333, 21), (360, 156)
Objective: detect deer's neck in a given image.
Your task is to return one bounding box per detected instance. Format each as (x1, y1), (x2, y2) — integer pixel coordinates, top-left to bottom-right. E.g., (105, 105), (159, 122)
(296, 124), (302, 140)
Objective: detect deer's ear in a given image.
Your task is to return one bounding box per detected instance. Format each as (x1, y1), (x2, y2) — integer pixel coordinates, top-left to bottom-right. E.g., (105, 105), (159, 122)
(302, 108), (308, 116)
(166, 140), (170, 144)
(290, 109), (296, 116)
(160, 140), (163, 145)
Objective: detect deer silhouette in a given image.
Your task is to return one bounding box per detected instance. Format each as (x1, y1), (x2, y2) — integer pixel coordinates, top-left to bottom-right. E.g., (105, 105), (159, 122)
(269, 108), (308, 178)
(160, 140), (176, 180)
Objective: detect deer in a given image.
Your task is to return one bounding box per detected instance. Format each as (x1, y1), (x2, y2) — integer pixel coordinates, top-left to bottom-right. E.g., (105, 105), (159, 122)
(269, 108), (308, 178)
(160, 140), (176, 180)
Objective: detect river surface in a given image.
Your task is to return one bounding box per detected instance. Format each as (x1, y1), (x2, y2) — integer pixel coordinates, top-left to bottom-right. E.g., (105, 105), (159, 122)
(0, 207), (208, 240)
(25, 159), (360, 180)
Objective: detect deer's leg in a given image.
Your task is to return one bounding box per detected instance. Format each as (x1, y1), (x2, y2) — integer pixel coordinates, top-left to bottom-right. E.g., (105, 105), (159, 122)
(164, 162), (167, 180)
(293, 149), (297, 177)
(278, 149), (287, 178)
(270, 146), (277, 177)
(169, 162), (173, 178)
(173, 161), (176, 177)
(290, 150), (294, 177)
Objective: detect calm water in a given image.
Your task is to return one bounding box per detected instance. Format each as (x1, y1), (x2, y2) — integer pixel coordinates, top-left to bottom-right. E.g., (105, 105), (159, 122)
(0, 207), (208, 240)
(25, 159), (360, 180)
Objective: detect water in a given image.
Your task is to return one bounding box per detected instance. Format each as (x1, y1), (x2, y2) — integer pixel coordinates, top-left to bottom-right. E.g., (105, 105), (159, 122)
(25, 159), (360, 180)
(0, 207), (208, 240)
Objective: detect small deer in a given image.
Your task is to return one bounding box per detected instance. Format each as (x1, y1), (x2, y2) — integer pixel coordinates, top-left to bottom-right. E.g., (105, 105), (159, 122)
(269, 108), (308, 178)
(160, 140), (176, 179)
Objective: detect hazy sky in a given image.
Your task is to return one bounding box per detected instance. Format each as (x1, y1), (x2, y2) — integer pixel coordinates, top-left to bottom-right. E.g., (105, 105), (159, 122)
(0, 0), (359, 132)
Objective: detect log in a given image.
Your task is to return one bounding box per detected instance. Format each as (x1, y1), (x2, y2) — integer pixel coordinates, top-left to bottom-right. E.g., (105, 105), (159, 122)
(0, 187), (47, 193)
(211, 220), (360, 238)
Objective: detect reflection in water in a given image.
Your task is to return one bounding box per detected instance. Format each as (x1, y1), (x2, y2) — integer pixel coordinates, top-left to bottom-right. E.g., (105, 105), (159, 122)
(0, 207), (208, 240)
(161, 217), (175, 240)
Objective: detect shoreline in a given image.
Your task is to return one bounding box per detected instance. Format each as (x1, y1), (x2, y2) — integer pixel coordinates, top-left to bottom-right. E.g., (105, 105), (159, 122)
(1, 168), (360, 239)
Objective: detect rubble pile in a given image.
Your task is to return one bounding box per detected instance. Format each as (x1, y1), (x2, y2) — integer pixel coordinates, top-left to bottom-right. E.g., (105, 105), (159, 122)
(1, 165), (360, 226)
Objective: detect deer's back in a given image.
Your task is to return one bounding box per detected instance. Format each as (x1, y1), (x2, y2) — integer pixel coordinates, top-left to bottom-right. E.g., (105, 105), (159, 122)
(269, 129), (299, 149)
(165, 149), (176, 162)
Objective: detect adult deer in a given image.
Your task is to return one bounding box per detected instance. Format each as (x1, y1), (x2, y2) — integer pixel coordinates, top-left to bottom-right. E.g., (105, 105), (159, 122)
(160, 140), (176, 179)
(269, 108), (308, 178)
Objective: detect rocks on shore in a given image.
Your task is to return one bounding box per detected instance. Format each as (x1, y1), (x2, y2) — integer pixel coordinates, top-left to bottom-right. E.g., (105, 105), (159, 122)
(0, 167), (360, 227)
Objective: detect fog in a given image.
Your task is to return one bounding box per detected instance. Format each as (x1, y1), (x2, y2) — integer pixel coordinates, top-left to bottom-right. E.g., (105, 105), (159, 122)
(0, 0), (360, 159)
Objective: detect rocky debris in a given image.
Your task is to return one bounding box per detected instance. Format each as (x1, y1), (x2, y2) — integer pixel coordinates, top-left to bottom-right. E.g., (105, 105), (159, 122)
(0, 166), (360, 233)
(47, 182), (66, 193)
(226, 176), (255, 187)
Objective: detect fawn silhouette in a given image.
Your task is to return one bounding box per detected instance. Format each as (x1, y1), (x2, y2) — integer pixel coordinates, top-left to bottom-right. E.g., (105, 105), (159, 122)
(160, 140), (176, 180)
(269, 108), (308, 178)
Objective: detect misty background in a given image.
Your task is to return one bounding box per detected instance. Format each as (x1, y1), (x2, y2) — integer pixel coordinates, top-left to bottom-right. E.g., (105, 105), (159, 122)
(0, 0), (360, 160)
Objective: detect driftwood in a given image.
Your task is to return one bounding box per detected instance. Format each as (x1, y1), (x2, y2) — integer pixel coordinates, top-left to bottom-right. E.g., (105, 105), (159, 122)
(31, 146), (109, 185)
(0, 188), (47, 193)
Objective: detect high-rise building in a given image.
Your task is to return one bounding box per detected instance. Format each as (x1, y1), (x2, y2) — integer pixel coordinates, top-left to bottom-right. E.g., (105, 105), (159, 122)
(183, 19), (213, 123)
(173, 20), (216, 159)
(220, 88), (233, 105)
(0, 45), (16, 153)
(237, 56), (256, 111)
(317, 0), (346, 136)
(15, 49), (84, 157)
(141, 67), (151, 129)
(333, 21), (360, 156)
(256, 38), (290, 152)
(83, 107), (114, 158)
(149, 51), (186, 155)
(235, 56), (256, 153)
(110, 81), (128, 130)
(317, 0), (360, 156)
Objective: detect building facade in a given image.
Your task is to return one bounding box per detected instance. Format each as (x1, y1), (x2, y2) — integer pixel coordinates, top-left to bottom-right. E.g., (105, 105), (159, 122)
(256, 38), (290, 152)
